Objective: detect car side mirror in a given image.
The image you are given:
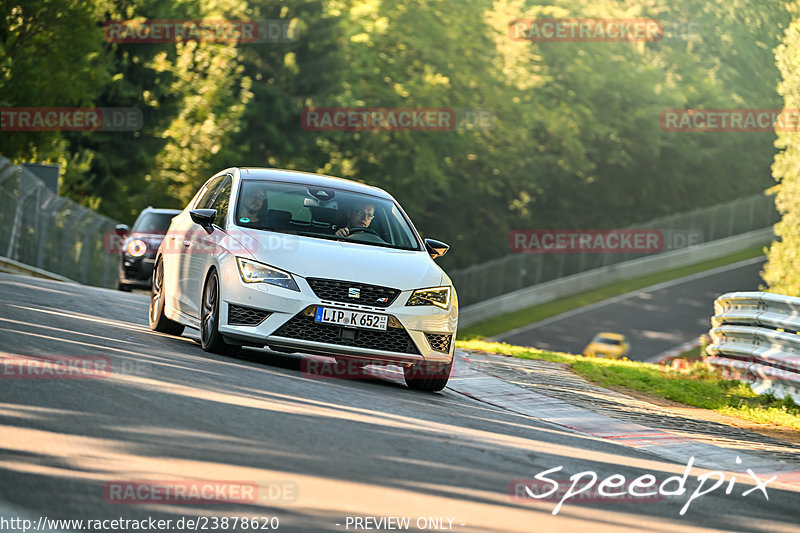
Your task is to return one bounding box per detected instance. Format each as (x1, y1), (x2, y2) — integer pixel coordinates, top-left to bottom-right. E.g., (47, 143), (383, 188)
(424, 238), (449, 259)
(190, 209), (217, 233)
(114, 224), (129, 237)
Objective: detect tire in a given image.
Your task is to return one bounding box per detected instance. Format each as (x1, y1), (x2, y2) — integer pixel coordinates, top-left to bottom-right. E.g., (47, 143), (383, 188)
(403, 361), (452, 392)
(149, 258), (185, 335)
(117, 282), (132, 292)
(200, 270), (239, 356)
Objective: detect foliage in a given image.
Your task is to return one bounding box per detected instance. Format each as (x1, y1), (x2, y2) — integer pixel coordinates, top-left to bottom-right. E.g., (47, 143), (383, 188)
(0, 0), (795, 269)
(764, 9), (800, 295)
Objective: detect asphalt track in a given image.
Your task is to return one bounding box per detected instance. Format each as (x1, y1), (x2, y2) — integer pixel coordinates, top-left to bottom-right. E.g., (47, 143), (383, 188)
(0, 272), (798, 532)
(494, 257), (765, 361)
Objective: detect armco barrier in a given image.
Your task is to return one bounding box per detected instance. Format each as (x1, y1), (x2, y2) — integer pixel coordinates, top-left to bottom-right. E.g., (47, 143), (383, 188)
(707, 291), (800, 403)
(459, 228), (773, 327)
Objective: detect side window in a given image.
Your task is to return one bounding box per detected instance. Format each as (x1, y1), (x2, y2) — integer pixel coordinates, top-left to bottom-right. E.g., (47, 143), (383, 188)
(194, 175), (226, 209)
(209, 176), (232, 228)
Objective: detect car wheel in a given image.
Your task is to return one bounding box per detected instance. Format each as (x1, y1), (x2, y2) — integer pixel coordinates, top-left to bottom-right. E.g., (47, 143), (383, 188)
(201, 270), (239, 356)
(149, 258), (185, 335)
(403, 361), (452, 392)
(117, 282), (131, 292)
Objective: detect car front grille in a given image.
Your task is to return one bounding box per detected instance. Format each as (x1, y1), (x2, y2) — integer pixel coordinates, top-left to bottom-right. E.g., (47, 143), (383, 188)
(228, 305), (271, 326)
(306, 278), (400, 308)
(273, 312), (420, 354)
(425, 333), (452, 353)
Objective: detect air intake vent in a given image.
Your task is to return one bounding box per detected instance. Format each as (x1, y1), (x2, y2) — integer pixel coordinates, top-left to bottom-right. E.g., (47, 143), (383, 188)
(424, 333), (452, 353)
(228, 305), (271, 326)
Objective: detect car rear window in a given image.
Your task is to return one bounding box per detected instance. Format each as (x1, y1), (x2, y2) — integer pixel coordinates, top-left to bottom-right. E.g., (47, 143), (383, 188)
(133, 212), (176, 233)
(595, 337), (622, 345)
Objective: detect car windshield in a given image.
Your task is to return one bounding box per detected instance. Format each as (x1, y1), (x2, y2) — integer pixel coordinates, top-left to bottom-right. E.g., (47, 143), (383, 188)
(233, 180), (421, 251)
(595, 336), (622, 345)
(132, 212), (176, 233)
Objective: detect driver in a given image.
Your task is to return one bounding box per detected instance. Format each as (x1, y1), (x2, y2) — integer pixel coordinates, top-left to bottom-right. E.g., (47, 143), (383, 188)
(238, 186), (268, 225)
(335, 201), (375, 237)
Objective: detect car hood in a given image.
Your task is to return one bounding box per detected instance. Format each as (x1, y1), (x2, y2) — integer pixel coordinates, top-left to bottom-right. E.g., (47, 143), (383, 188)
(231, 228), (446, 290)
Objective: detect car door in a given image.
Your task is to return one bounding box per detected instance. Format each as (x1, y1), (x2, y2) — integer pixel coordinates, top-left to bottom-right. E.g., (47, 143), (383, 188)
(174, 174), (228, 316)
(183, 174), (232, 317)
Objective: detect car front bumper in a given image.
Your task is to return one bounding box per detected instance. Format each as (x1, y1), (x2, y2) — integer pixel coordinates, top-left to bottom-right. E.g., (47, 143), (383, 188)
(217, 267), (457, 365)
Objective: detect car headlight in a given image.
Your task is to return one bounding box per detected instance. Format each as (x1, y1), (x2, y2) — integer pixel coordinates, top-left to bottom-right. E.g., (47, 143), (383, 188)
(127, 239), (147, 257)
(236, 257), (300, 292)
(406, 286), (451, 309)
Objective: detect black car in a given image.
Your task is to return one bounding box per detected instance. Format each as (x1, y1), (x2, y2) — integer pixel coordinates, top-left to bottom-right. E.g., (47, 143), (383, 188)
(116, 207), (180, 291)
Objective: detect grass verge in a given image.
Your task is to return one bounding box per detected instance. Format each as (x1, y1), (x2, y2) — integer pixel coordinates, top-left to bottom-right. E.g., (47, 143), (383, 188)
(457, 246), (765, 340)
(457, 340), (800, 431)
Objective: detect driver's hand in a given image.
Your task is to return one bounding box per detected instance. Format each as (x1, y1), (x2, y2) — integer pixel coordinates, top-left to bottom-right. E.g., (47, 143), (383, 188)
(335, 227), (350, 237)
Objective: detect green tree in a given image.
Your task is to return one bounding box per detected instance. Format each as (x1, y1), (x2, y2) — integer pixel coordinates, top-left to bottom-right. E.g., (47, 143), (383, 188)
(763, 8), (800, 295)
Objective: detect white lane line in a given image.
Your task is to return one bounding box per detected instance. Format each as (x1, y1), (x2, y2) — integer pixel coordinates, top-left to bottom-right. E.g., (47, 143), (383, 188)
(491, 256), (765, 341)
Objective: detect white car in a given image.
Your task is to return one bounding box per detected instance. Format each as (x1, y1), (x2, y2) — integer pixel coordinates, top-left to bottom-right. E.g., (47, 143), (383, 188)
(148, 167), (458, 391)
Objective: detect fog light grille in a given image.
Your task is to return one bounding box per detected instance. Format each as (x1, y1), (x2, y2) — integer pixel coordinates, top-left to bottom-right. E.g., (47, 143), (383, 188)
(425, 333), (452, 353)
(228, 305), (271, 326)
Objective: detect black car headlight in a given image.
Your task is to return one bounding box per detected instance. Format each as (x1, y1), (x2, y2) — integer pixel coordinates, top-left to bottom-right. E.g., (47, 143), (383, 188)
(406, 286), (451, 309)
(236, 257), (300, 292)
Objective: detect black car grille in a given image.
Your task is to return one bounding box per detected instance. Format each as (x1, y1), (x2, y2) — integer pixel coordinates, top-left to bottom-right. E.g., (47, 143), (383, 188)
(306, 278), (400, 308)
(228, 305), (271, 326)
(425, 333), (452, 353)
(273, 312), (420, 354)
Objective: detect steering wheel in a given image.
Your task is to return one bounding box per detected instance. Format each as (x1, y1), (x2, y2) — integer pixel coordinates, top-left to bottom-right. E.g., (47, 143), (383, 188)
(348, 227), (380, 237)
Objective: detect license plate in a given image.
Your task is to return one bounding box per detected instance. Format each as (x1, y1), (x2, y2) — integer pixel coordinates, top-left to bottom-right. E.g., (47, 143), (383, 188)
(314, 307), (388, 330)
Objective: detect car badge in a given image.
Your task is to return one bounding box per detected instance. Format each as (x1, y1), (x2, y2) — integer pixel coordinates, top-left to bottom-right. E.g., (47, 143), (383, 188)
(376, 297), (389, 303)
(348, 288), (361, 299)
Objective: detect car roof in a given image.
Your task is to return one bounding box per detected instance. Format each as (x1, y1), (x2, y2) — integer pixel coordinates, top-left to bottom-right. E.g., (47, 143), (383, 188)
(595, 332), (626, 339)
(237, 168), (392, 200)
(141, 207), (182, 215)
